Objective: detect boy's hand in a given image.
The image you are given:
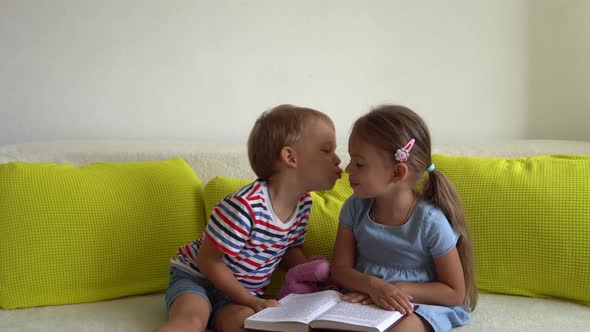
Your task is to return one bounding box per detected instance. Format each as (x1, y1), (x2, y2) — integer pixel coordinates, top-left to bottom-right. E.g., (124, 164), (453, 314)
(368, 278), (413, 314)
(246, 297), (281, 312)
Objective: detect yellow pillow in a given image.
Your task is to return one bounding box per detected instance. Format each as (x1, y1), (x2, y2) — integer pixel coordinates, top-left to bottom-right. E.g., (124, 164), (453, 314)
(433, 154), (590, 306)
(203, 175), (352, 297)
(0, 158), (205, 309)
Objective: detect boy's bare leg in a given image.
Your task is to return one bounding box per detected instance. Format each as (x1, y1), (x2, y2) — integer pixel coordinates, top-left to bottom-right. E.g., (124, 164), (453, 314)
(391, 313), (433, 332)
(154, 293), (210, 332)
(213, 304), (255, 332)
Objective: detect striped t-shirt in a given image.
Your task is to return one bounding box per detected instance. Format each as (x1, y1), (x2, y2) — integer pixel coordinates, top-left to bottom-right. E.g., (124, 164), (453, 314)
(171, 179), (312, 295)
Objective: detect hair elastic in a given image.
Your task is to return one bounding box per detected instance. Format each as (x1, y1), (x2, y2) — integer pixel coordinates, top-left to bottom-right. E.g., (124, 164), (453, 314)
(426, 163), (435, 173)
(394, 138), (415, 162)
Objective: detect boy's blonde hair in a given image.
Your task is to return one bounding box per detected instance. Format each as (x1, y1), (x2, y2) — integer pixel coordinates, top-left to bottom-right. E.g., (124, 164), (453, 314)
(248, 104), (333, 180)
(352, 105), (478, 311)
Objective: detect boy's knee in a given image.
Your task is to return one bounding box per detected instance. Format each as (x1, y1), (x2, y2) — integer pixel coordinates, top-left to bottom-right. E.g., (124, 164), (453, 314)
(184, 316), (208, 332)
(214, 304), (255, 332)
(155, 315), (207, 332)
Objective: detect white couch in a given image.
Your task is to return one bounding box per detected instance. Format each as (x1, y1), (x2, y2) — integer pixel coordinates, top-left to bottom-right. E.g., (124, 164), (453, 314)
(1, 140), (589, 332)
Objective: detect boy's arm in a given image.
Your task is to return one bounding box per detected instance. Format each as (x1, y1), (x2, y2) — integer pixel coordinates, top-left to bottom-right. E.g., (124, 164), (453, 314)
(196, 236), (276, 310)
(280, 246), (308, 270)
(195, 237), (255, 305)
(279, 213), (311, 270)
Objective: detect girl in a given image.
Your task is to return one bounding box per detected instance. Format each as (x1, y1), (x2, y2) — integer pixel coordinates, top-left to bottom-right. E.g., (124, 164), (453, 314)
(331, 105), (477, 332)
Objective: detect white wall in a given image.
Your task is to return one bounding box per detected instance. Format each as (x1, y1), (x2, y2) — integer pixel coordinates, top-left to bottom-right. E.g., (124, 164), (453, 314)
(0, 0), (528, 145)
(528, 0), (590, 141)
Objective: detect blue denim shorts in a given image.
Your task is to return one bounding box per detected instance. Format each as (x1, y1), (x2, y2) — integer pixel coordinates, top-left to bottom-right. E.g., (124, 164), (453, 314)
(165, 266), (233, 329)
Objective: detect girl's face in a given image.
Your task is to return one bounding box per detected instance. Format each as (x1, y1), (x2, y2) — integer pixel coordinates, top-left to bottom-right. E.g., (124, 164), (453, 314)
(345, 135), (395, 198)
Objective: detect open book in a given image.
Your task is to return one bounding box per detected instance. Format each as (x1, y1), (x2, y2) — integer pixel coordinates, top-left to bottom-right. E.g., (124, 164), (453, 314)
(244, 290), (416, 332)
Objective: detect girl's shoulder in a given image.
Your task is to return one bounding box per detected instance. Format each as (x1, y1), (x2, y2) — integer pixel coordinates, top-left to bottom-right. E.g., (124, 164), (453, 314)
(416, 199), (459, 238)
(415, 200), (451, 229)
(342, 194), (373, 212)
(339, 195), (373, 227)
(415, 200), (460, 256)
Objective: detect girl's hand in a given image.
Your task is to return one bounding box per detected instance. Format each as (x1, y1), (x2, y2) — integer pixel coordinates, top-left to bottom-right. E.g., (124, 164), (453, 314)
(341, 291), (373, 305)
(247, 297), (280, 312)
(368, 279), (413, 314)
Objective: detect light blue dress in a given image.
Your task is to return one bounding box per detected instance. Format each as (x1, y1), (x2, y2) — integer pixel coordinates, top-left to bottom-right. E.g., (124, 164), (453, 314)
(339, 195), (471, 332)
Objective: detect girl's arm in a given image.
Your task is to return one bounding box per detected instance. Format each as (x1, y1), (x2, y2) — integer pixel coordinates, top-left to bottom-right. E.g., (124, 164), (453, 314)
(330, 225), (372, 288)
(394, 247), (466, 307)
(330, 225), (413, 314)
(195, 237), (279, 312)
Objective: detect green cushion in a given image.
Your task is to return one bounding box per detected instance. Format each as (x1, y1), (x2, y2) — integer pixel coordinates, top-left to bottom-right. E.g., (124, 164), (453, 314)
(203, 175), (352, 297)
(0, 158), (205, 309)
(433, 154), (590, 306)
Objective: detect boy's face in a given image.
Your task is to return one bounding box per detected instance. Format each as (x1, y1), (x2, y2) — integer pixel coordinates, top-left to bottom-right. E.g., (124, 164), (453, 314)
(294, 119), (342, 191)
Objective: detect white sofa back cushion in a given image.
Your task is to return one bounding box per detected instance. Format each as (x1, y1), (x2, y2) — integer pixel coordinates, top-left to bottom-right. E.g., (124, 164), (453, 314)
(2, 140), (590, 183)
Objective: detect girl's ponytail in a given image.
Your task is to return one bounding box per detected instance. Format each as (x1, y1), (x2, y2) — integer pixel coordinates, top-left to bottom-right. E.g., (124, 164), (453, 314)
(424, 168), (478, 311)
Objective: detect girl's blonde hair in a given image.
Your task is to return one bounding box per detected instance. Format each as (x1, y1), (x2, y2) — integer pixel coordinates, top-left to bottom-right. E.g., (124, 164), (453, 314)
(248, 104), (333, 180)
(352, 104), (477, 311)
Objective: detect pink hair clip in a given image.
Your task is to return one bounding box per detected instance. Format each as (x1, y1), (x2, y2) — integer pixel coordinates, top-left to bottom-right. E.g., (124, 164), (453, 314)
(394, 138), (415, 162)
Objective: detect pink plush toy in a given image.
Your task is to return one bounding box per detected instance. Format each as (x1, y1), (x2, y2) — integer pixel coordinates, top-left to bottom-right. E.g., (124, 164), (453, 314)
(276, 256), (333, 300)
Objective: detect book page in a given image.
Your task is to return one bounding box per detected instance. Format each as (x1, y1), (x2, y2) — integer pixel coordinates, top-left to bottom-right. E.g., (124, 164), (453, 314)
(313, 301), (404, 331)
(246, 290), (341, 324)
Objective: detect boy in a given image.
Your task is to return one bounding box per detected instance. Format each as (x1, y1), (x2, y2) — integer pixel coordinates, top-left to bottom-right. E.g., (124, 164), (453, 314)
(156, 104), (342, 332)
